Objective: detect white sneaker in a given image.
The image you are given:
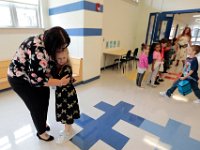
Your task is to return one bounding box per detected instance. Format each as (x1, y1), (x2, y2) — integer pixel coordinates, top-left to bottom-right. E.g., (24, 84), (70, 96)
(193, 99), (200, 104)
(151, 84), (157, 88)
(56, 128), (77, 144)
(59, 130), (70, 136)
(159, 91), (170, 98)
(56, 133), (69, 144)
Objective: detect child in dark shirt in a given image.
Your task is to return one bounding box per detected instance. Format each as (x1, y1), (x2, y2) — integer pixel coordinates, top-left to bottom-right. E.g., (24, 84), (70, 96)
(160, 45), (200, 103)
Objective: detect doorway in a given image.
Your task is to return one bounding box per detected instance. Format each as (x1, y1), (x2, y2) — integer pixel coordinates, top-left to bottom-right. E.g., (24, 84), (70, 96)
(146, 9), (200, 45)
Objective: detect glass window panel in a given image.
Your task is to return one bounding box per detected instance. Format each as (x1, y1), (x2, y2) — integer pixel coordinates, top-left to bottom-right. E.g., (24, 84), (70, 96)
(197, 30), (200, 37)
(16, 5), (38, 27)
(191, 37), (196, 41)
(3, 0), (38, 5)
(196, 37), (200, 41)
(159, 20), (167, 40)
(169, 26), (175, 39)
(0, 5), (12, 26)
(192, 28), (198, 37)
(0, 1), (40, 28)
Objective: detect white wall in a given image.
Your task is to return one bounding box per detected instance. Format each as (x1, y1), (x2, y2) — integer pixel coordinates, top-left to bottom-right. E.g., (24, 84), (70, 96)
(83, 7), (103, 80)
(0, 28), (44, 60)
(84, 37), (102, 80)
(48, 0), (103, 81)
(48, 9), (85, 58)
(102, 0), (140, 67)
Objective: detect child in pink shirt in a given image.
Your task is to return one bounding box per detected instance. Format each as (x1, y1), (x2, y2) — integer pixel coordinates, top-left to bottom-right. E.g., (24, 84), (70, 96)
(147, 43), (162, 87)
(136, 43), (149, 88)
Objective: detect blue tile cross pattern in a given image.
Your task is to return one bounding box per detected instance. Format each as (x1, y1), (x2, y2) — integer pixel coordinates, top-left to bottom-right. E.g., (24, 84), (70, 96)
(71, 101), (200, 150)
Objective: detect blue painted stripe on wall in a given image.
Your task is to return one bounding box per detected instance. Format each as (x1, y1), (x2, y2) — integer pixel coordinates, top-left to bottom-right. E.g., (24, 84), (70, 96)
(66, 28), (102, 36)
(49, 1), (103, 16)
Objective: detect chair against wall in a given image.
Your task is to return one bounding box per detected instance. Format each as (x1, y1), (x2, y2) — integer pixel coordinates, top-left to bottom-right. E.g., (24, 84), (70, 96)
(130, 48), (139, 68)
(113, 50), (132, 73)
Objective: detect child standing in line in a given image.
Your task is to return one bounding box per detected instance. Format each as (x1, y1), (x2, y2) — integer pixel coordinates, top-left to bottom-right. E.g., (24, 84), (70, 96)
(160, 38), (170, 74)
(136, 43), (149, 88)
(160, 45), (200, 103)
(147, 43), (162, 87)
(51, 47), (80, 143)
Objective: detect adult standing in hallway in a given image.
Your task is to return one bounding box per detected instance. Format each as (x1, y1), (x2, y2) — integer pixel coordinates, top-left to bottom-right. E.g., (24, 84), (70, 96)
(7, 26), (71, 141)
(175, 26), (192, 67)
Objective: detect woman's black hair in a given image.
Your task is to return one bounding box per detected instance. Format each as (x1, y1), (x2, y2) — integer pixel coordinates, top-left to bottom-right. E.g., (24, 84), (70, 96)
(141, 43), (148, 51)
(43, 26), (70, 60)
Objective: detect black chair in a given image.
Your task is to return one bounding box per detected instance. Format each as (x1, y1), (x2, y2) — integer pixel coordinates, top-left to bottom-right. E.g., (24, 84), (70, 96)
(113, 50), (132, 73)
(130, 48), (139, 68)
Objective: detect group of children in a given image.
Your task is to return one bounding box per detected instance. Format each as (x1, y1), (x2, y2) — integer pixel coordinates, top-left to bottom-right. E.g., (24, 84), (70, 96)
(136, 39), (200, 103)
(136, 40), (168, 88)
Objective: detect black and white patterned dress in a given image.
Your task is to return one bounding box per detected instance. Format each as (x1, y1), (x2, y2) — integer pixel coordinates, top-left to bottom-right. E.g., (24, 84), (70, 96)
(52, 65), (80, 124)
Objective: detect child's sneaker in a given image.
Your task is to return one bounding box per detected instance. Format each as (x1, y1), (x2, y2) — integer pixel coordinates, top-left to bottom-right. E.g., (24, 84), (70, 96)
(158, 78), (164, 82)
(151, 84), (157, 88)
(56, 133), (69, 144)
(56, 128), (77, 144)
(193, 99), (200, 104)
(159, 91), (170, 98)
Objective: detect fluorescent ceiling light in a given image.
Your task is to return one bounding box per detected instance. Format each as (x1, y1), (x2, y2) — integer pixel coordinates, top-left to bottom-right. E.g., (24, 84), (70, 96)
(193, 15), (200, 18)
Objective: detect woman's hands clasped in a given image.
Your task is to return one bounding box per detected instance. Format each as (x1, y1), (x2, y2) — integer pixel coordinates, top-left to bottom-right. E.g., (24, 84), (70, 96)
(60, 75), (70, 86)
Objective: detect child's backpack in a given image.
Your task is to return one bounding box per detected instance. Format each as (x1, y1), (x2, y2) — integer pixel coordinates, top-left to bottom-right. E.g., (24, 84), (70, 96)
(178, 80), (192, 96)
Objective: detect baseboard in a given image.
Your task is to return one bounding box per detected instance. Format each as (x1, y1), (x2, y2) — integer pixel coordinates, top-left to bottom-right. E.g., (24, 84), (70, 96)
(101, 64), (116, 70)
(82, 76), (100, 84)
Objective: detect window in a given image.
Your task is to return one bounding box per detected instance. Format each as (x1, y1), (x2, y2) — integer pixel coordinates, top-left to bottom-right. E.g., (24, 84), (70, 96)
(191, 28), (200, 45)
(169, 26), (175, 39)
(0, 2), (12, 27)
(0, 0), (40, 28)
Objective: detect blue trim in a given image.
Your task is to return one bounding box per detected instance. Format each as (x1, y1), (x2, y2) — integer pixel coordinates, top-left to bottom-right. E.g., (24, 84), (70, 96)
(0, 87), (12, 92)
(145, 13), (157, 44)
(152, 8), (200, 15)
(74, 81), (83, 87)
(82, 76), (100, 84)
(159, 8), (200, 14)
(74, 76), (100, 86)
(66, 28), (102, 36)
(49, 1), (103, 16)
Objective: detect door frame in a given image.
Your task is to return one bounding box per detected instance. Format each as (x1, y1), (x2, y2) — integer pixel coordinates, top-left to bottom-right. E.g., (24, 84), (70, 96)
(145, 8), (200, 44)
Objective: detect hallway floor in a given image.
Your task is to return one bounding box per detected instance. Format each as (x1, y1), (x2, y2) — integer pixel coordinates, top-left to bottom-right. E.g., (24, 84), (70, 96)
(0, 63), (200, 150)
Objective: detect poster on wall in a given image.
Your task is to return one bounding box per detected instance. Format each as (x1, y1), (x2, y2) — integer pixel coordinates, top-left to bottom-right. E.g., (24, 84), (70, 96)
(106, 40), (120, 48)
(117, 40), (120, 47)
(110, 41), (113, 48)
(113, 41), (116, 48)
(106, 41), (109, 48)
